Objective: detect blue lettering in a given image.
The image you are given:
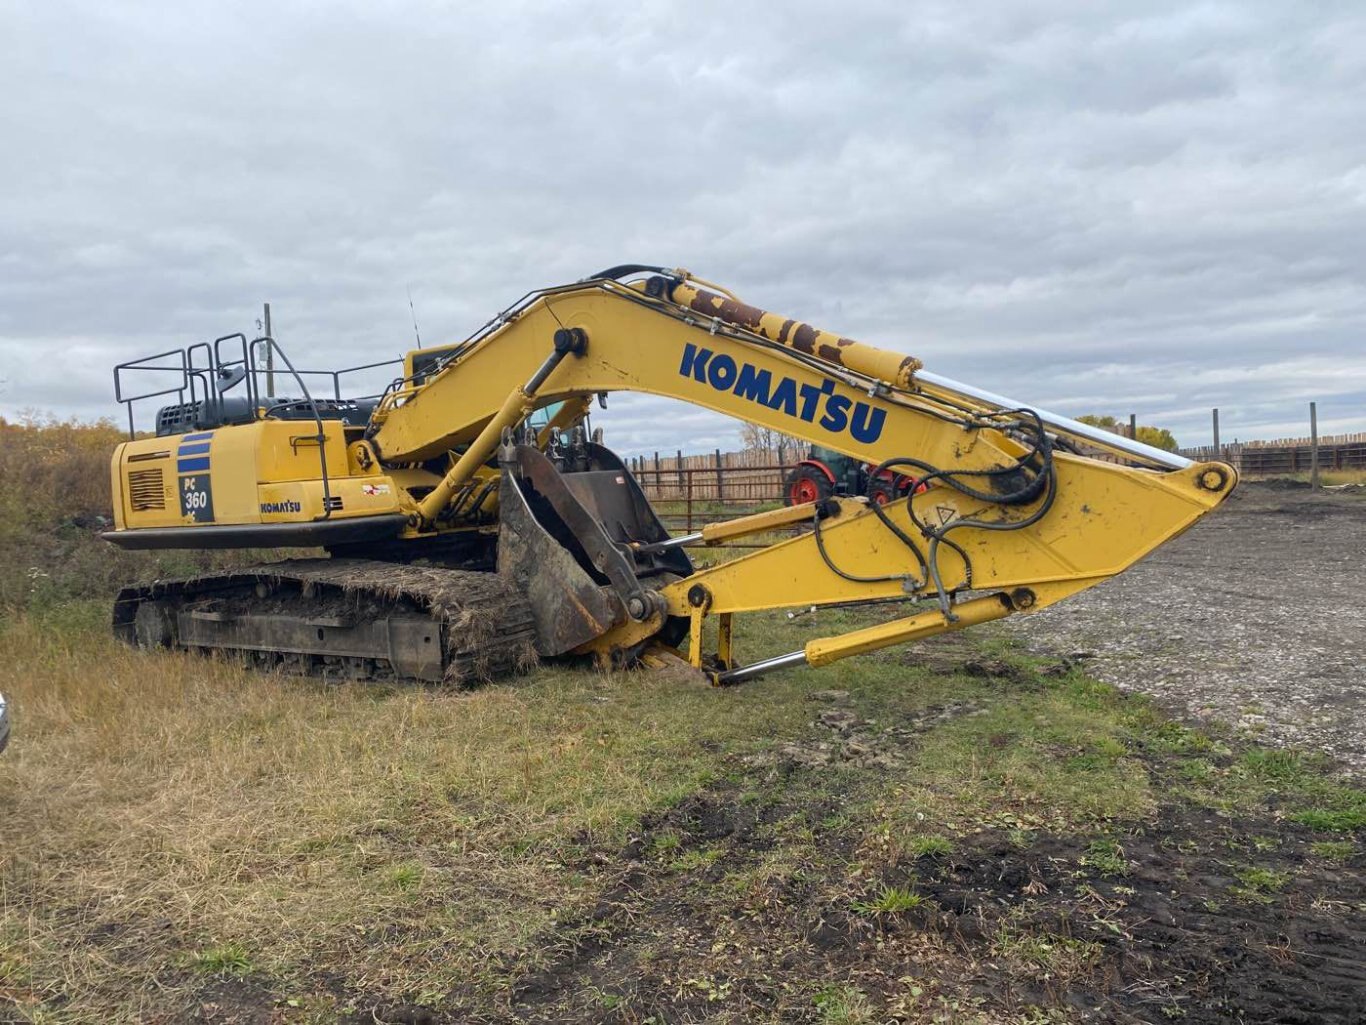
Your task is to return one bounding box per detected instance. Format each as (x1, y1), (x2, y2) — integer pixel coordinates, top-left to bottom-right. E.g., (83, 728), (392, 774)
(797, 379), (835, 422)
(678, 344), (881, 443)
(734, 364), (772, 404)
(707, 353), (737, 391)
(850, 403), (887, 444)
(766, 377), (798, 417)
(678, 342), (712, 383)
(819, 394), (851, 433)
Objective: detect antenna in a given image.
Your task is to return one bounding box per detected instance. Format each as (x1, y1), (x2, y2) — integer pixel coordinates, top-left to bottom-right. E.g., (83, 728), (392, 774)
(407, 288), (423, 348)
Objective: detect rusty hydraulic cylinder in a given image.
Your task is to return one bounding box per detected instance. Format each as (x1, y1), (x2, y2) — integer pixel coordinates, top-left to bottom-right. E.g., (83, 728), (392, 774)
(666, 281), (922, 390)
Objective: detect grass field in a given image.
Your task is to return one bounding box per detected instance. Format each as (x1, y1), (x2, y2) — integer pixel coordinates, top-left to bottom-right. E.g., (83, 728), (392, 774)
(5, 601), (1364, 1023)
(1, 420), (1363, 1023)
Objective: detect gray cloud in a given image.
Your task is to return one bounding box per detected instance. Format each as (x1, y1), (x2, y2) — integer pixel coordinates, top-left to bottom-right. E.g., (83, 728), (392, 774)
(2, 0), (1364, 454)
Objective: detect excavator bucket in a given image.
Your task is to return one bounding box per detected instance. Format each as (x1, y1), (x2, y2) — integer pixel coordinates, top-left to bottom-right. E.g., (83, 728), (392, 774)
(497, 469), (621, 656)
(496, 442), (691, 659)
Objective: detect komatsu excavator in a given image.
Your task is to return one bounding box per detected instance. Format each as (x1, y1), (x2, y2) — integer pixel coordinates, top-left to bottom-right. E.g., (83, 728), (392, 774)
(103, 265), (1235, 685)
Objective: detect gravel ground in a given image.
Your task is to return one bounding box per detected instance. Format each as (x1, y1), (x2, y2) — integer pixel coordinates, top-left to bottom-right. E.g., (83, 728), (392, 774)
(1002, 480), (1366, 774)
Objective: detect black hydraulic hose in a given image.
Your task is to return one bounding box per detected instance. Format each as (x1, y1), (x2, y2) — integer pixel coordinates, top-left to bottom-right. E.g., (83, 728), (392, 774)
(927, 464), (1058, 618)
(840, 407), (1057, 619)
(581, 264), (676, 282)
(810, 407), (1057, 610)
(812, 505), (924, 587)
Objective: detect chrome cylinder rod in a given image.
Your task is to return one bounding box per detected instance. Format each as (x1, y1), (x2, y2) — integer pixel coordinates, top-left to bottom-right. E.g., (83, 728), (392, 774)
(915, 370), (1193, 470)
(637, 531), (702, 553)
(715, 649), (808, 685)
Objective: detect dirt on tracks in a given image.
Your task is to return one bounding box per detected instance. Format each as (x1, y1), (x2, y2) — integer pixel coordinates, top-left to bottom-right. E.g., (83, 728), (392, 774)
(1005, 481), (1366, 774)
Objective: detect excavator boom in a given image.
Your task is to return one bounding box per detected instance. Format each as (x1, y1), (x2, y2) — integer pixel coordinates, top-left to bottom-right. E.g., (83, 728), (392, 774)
(103, 265), (1235, 684)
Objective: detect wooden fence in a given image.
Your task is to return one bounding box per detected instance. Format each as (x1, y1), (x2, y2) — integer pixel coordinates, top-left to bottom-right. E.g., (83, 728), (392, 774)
(627, 446), (794, 503)
(1180, 432), (1366, 476)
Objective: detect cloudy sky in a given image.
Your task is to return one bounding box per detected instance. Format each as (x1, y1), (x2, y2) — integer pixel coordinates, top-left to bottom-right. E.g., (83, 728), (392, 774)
(3, 1), (1364, 454)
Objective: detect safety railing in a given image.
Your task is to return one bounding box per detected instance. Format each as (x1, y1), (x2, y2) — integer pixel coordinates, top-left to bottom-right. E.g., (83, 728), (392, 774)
(113, 337), (404, 439)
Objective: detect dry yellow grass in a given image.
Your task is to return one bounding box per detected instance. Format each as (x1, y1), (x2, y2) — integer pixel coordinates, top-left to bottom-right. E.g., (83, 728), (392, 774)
(0, 606), (832, 1021)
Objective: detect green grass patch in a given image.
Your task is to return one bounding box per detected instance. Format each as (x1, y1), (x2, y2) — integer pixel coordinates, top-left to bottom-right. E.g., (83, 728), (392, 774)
(992, 923), (1103, 976)
(673, 846), (724, 871)
(907, 834), (954, 859)
(1294, 807), (1366, 832)
(1081, 838), (1129, 878)
(189, 941), (254, 978)
(852, 884), (925, 915)
(813, 983), (874, 1025)
(1309, 840), (1355, 863)
(382, 862), (425, 893)
(1231, 865), (1292, 902)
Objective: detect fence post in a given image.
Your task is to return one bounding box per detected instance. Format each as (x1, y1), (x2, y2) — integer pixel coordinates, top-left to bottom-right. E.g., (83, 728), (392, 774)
(676, 449), (684, 500)
(686, 467), (694, 533)
(653, 451), (660, 494)
(714, 448), (724, 502)
(1128, 413), (1137, 440)
(1212, 408), (1220, 456)
(1310, 402), (1320, 489)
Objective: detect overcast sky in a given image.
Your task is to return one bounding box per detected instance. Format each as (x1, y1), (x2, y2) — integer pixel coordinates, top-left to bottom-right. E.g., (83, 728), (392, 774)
(2, 1), (1363, 454)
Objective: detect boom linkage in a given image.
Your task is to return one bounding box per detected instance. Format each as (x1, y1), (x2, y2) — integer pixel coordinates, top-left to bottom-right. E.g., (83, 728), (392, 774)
(364, 269), (1234, 683)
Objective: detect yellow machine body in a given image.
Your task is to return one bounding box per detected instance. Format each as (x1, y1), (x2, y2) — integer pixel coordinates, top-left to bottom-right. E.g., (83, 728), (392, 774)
(110, 420), (404, 535)
(104, 266), (1235, 683)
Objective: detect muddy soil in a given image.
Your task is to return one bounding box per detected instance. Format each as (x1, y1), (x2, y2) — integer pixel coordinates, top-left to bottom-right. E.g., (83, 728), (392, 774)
(1003, 482), (1366, 773)
(476, 736), (1366, 1024)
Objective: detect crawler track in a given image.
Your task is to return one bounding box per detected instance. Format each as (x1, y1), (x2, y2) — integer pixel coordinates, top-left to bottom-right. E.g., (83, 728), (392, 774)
(113, 559), (538, 685)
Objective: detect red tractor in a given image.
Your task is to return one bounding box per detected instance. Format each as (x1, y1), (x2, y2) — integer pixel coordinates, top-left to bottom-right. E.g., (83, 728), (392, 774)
(783, 445), (926, 506)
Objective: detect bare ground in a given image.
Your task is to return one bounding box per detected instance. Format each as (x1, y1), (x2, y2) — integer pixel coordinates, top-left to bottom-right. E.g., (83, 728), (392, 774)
(1003, 481), (1366, 774)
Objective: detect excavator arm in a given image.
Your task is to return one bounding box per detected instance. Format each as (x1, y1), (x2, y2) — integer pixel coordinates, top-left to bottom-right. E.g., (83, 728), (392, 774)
(358, 266), (1234, 681)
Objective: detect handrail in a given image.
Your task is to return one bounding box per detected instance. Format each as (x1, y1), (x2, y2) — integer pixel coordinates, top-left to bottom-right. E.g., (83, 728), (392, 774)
(113, 331), (404, 438)
(112, 348), (189, 438)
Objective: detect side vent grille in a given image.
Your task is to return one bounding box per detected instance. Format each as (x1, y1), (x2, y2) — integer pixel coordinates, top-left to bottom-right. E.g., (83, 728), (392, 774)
(324, 495), (344, 511)
(128, 468), (166, 511)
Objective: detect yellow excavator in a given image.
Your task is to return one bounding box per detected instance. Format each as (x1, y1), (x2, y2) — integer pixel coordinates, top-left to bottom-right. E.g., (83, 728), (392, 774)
(103, 265), (1235, 685)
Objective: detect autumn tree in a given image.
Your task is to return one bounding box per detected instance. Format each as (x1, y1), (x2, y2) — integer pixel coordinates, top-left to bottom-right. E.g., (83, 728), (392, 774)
(1076, 414), (1179, 452)
(739, 421), (798, 456)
